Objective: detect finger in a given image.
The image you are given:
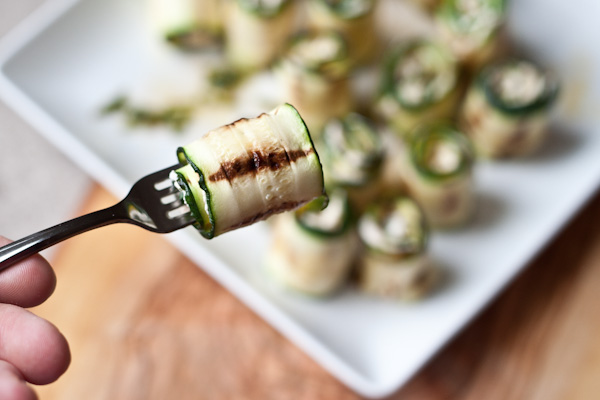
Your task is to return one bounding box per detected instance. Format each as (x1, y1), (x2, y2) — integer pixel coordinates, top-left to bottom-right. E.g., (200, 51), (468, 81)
(0, 304), (70, 385)
(0, 360), (37, 400)
(0, 237), (56, 308)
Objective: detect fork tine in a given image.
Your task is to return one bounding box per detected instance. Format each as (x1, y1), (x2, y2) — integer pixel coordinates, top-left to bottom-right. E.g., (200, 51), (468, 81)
(121, 164), (196, 233)
(160, 191), (183, 205)
(164, 197), (186, 209)
(153, 177), (174, 191)
(159, 185), (179, 194)
(167, 205), (193, 220)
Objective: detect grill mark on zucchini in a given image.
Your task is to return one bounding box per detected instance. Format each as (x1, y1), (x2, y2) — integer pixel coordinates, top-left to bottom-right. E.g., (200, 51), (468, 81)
(209, 148), (315, 182)
(230, 200), (305, 231)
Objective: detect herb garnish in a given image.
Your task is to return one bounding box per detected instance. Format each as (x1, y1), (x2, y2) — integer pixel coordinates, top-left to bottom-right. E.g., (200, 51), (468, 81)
(101, 95), (193, 132)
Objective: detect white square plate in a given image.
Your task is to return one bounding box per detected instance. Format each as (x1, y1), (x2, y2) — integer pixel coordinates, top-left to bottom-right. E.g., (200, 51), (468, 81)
(1, 0), (600, 397)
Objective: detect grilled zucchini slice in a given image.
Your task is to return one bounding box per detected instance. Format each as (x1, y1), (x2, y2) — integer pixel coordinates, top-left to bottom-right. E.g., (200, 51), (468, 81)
(171, 103), (325, 238)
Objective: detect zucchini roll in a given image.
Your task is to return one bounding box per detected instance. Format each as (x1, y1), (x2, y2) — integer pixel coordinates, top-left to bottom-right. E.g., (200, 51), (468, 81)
(276, 30), (354, 134)
(401, 122), (475, 229)
(266, 190), (358, 296)
(224, 0), (296, 71)
(306, 0), (378, 65)
(435, 0), (506, 67)
(171, 103), (325, 239)
(460, 59), (559, 158)
(318, 113), (384, 210)
(358, 196), (437, 300)
(148, 0), (222, 50)
(376, 40), (460, 136)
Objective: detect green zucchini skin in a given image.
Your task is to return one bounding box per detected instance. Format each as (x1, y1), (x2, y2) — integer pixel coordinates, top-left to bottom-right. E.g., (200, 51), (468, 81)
(173, 103), (325, 239)
(172, 159), (215, 238)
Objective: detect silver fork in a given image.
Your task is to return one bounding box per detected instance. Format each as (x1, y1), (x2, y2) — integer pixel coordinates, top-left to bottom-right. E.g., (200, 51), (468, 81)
(0, 164), (194, 272)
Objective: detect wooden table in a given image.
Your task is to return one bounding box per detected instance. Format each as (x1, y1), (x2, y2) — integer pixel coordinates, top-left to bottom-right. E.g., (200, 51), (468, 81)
(33, 184), (600, 400)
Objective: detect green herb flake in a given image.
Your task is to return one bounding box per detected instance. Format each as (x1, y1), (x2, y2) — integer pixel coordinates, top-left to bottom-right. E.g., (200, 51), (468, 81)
(101, 95), (194, 132)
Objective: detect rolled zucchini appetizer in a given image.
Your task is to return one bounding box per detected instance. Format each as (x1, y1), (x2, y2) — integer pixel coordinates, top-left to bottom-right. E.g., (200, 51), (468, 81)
(460, 59), (559, 158)
(376, 40), (460, 136)
(148, 0), (222, 50)
(266, 190), (358, 296)
(306, 0), (378, 65)
(224, 0), (296, 71)
(171, 103), (325, 239)
(401, 122), (475, 229)
(318, 113), (384, 211)
(435, 0), (506, 67)
(276, 30), (354, 134)
(358, 196), (437, 300)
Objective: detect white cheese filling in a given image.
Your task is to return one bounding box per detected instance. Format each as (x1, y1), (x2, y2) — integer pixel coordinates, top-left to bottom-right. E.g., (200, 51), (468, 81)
(491, 61), (547, 107)
(427, 141), (462, 175)
(289, 34), (343, 69)
(455, 0), (502, 35)
(358, 199), (425, 256)
(393, 46), (456, 107)
(299, 193), (346, 232)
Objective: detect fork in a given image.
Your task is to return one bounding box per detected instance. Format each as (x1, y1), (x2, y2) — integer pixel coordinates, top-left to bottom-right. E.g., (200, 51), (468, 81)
(0, 164), (195, 272)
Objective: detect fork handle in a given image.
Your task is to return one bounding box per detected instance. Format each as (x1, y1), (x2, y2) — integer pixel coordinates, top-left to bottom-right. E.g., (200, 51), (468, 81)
(0, 204), (126, 272)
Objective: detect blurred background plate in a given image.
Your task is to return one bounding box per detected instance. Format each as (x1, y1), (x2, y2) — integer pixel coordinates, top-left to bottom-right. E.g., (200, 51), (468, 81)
(1, 0), (599, 397)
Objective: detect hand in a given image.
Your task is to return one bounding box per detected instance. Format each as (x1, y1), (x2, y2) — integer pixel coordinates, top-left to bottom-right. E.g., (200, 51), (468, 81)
(0, 236), (70, 400)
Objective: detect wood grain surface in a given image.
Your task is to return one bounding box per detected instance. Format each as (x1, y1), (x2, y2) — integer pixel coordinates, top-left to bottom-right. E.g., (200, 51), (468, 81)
(32, 184), (600, 400)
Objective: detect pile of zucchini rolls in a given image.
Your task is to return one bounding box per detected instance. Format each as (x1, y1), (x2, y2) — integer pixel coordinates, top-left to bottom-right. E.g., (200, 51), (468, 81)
(150, 0), (560, 301)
